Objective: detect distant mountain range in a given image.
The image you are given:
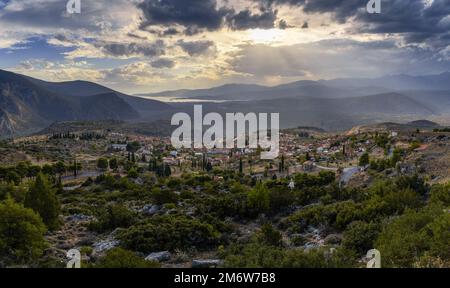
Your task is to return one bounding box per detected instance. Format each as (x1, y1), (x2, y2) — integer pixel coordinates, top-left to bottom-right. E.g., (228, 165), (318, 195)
(136, 72), (450, 131)
(137, 72), (450, 102)
(0, 69), (171, 136)
(1, 69), (450, 136)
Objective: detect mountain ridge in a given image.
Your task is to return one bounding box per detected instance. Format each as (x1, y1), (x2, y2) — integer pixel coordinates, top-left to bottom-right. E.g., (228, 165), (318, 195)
(0, 69), (170, 136)
(140, 72), (450, 102)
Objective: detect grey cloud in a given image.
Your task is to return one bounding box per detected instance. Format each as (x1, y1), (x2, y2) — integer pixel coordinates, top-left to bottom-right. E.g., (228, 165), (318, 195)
(161, 28), (180, 36)
(227, 7), (277, 30)
(355, 0), (450, 47)
(177, 40), (216, 56)
(278, 19), (294, 29)
(255, 0), (450, 48)
(138, 0), (279, 33)
(99, 40), (166, 57)
(145, 28), (180, 37)
(254, 0), (359, 22)
(151, 58), (176, 68)
(138, 0), (229, 32)
(0, 0), (129, 32)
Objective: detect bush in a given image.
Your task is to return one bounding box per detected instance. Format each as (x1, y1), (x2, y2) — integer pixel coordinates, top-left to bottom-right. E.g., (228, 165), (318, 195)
(90, 204), (137, 232)
(430, 183), (450, 206)
(223, 243), (357, 268)
(256, 224), (283, 247)
(119, 215), (220, 253)
(150, 187), (178, 205)
(109, 158), (119, 170)
(0, 183), (27, 203)
(97, 158), (109, 170)
(0, 198), (47, 267)
(376, 207), (450, 267)
(96, 248), (160, 268)
(342, 221), (380, 254)
(284, 200), (362, 233)
(359, 153), (370, 167)
(203, 192), (250, 219)
(269, 185), (295, 212)
(362, 180), (423, 219)
(248, 182), (270, 214)
(294, 172), (335, 189)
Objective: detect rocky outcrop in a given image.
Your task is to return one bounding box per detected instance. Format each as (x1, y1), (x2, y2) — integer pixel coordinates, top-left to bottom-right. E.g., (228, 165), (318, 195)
(145, 251), (171, 262)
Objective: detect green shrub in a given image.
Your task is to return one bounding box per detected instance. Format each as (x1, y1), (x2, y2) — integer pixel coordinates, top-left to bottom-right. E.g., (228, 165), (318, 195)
(223, 243), (357, 268)
(90, 204), (137, 232)
(151, 187), (178, 205)
(0, 198), (47, 267)
(376, 207), (450, 267)
(256, 223), (283, 247)
(248, 182), (270, 214)
(119, 215), (220, 253)
(430, 183), (450, 206)
(342, 221), (380, 254)
(96, 248), (160, 268)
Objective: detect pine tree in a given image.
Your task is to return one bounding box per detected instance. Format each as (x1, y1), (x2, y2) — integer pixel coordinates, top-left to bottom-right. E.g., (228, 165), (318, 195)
(202, 153), (207, 171)
(25, 173), (61, 230)
(109, 158), (119, 171)
(359, 152), (370, 167)
(248, 182), (270, 214)
(164, 165), (172, 177)
(0, 197), (47, 266)
(73, 159), (78, 178)
(54, 161), (66, 183)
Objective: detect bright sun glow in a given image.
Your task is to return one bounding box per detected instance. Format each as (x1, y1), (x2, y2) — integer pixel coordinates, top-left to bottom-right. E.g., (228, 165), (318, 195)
(248, 29), (284, 44)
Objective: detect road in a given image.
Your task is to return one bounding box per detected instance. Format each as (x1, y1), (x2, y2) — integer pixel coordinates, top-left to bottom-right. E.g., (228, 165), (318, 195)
(340, 167), (360, 184)
(61, 171), (102, 182)
(313, 163), (360, 184)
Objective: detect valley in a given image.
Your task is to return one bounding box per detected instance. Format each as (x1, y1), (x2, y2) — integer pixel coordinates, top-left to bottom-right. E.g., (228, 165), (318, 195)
(1, 119), (449, 268)
(2, 70), (450, 137)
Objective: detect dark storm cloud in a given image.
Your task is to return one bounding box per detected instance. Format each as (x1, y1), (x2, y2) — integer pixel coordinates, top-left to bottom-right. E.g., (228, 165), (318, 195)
(254, 0), (360, 21)
(176, 40), (216, 56)
(138, 0), (229, 32)
(227, 7), (277, 30)
(161, 28), (180, 36)
(99, 40), (166, 57)
(138, 0), (279, 33)
(355, 0), (450, 47)
(254, 0), (450, 47)
(271, 0), (361, 23)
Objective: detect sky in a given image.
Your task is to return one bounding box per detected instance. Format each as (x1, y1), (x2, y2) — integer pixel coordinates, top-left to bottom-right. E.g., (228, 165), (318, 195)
(0, 0), (449, 94)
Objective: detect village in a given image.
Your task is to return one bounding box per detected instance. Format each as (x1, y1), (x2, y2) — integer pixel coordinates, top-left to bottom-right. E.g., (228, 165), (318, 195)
(3, 120), (446, 190)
